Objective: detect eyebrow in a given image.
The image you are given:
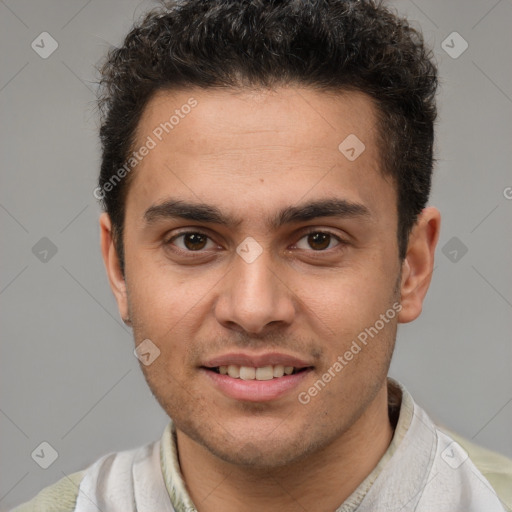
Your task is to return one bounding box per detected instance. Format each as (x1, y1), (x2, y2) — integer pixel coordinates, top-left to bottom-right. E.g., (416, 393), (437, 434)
(143, 197), (372, 230)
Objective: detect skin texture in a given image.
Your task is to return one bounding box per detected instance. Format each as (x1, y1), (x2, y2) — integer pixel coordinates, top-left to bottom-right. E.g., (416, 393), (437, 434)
(100, 86), (440, 512)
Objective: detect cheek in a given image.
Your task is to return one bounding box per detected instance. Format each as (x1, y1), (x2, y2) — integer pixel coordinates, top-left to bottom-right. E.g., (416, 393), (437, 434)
(139, 354), (210, 429)
(297, 267), (395, 336)
(126, 260), (215, 367)
(127, 250), (199, 320)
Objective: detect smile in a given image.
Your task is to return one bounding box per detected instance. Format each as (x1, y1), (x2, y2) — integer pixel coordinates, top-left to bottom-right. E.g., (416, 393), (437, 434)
(210, 364), (307, 380)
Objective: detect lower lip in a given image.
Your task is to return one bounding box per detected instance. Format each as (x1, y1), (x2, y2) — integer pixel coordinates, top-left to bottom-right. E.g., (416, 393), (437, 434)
(202, 368), (313, 402)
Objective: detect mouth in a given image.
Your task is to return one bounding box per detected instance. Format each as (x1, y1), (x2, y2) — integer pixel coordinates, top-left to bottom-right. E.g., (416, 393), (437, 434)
(205, 364), (310, 380)
(200, 354), (314, 402)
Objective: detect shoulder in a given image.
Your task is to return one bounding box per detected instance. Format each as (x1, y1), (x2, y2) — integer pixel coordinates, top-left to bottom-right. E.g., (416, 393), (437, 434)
(439, 427), (512, 512)
(11, 470), (85, 512)
(12, 436), (167, 512)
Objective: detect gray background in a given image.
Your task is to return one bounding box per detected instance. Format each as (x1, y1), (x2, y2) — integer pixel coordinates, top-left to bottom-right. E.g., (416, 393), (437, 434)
(1, 0), (511, 509)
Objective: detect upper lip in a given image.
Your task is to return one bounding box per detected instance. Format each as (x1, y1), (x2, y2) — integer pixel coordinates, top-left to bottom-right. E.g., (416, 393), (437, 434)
(202, 352), (313, 369)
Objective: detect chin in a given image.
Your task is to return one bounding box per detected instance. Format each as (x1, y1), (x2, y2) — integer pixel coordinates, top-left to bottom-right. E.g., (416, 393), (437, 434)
(179, 414), (332, 470)
(204, 435), (317, 469)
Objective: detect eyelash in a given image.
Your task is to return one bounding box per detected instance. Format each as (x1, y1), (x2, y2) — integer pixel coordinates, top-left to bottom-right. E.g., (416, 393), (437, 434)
(164, 229), (347, 255)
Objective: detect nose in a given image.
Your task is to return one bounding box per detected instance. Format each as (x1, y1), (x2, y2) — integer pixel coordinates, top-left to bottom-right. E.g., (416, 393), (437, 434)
(214, 246), (296, 335)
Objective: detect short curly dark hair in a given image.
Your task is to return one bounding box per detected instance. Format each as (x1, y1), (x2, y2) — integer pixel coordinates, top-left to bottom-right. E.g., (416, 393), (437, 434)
(97, 0), (437, 274)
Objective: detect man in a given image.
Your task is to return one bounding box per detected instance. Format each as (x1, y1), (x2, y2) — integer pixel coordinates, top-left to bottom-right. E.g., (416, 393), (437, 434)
(13, 0), (512, 510)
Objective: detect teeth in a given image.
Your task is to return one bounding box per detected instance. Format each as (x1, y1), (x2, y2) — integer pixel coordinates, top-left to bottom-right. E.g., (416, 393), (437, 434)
(255, 366), (274, 380)
(215, 364), (303, 380)
(227, 365), (240, 378)
(273, 365), (284, 377)
(240, 367), (256, 380)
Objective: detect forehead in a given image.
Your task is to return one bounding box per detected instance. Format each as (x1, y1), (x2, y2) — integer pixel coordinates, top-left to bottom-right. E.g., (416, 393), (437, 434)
(138, 86), (378, 156)
(125, 86), (395, 226)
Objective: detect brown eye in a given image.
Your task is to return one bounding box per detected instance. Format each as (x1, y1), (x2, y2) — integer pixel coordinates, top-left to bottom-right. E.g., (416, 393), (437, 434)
(167, 232), (215, 251)
(295, 231), (342, 251)
(307, 233), (331, 250)
(183, 233), (208, 250)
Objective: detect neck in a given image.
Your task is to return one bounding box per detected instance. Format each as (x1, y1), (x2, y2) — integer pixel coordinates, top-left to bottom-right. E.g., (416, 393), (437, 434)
(176, 381), (394, 512)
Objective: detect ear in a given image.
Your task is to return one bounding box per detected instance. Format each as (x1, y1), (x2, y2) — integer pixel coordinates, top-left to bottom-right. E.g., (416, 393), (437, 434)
(398, 207), (441, 324)
(99, 212), (130, 323)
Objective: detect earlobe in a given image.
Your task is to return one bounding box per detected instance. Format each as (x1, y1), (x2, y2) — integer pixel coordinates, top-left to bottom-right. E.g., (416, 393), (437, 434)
(99, 213), (130, 323)
(398, 207), (441, 324)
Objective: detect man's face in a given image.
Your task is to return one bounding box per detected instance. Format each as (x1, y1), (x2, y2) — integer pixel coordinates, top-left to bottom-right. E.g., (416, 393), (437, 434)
(111, 87), (404, 467)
